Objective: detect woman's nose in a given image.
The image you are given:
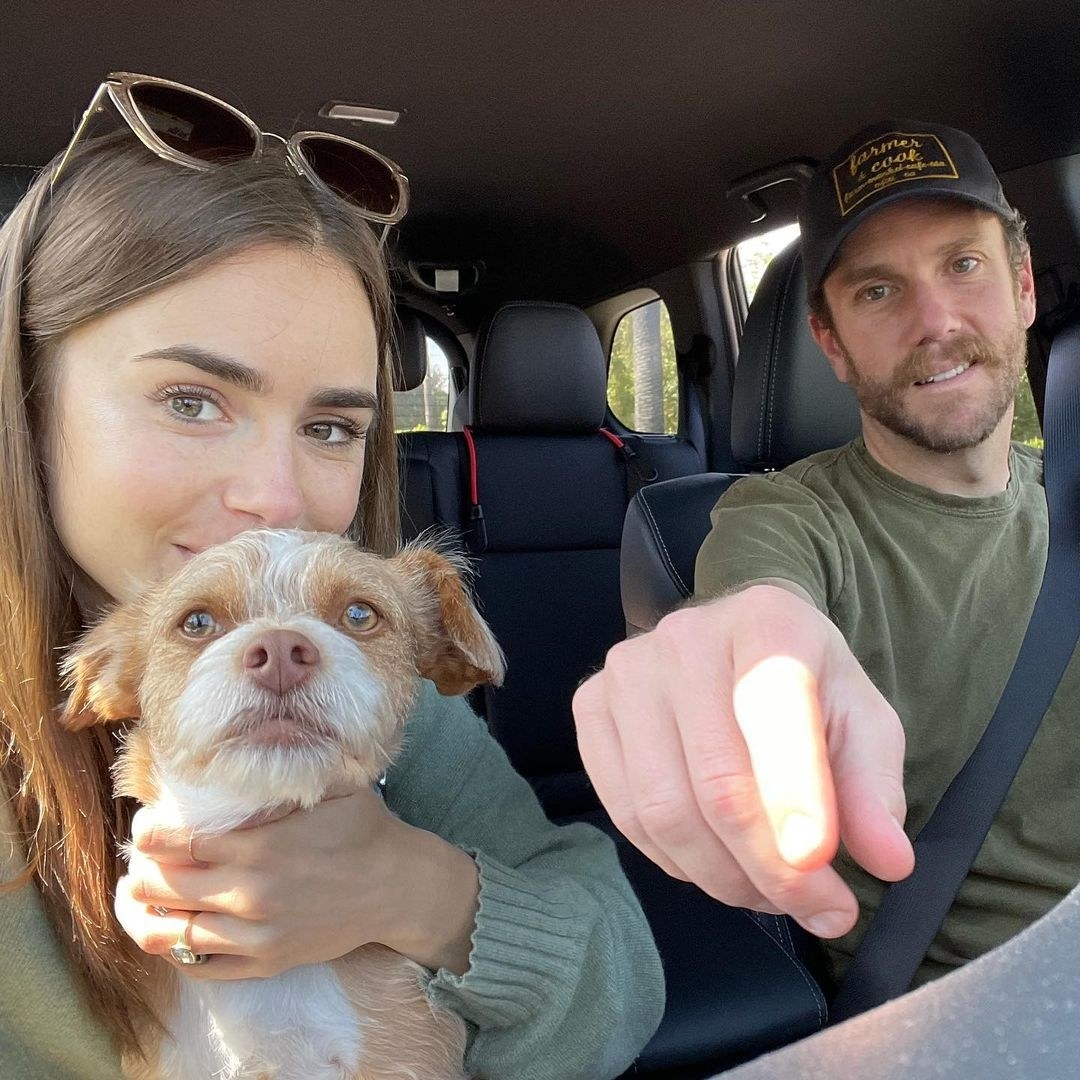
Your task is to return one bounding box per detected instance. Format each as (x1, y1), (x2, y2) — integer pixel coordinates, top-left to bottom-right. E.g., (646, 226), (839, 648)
(222, 438), (305, 527)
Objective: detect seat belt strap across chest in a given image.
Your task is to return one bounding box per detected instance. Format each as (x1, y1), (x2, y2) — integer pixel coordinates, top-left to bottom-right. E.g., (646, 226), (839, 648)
(831, 317), (1080, 1021)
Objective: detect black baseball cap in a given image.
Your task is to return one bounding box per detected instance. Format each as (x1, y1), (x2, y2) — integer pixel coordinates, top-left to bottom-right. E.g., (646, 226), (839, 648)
(798, 120), (1014, 295)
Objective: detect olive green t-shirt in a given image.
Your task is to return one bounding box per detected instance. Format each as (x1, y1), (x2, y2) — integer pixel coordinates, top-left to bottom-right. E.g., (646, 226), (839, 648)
(695, 438), (1080, 988)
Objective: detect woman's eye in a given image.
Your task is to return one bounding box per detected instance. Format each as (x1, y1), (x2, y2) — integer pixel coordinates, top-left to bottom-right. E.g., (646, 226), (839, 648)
(305, 420), (365, 445)
(180, 610), (221, 638)
(343, 601), (380, 631)
(155, 386), (225, 423)
(171, 396), (212, 420)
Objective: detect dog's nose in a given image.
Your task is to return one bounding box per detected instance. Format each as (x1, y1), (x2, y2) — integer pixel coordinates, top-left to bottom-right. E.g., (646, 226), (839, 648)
(243, 630), (320, 694)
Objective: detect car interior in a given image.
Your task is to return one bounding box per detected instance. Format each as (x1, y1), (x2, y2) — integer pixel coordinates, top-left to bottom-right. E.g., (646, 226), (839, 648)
(5, 2), (1080, 1076)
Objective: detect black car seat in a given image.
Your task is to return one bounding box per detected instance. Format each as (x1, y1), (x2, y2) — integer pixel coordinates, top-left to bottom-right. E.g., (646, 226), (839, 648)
(397, 300), (703, 818)
(616, 240), (861, 1075)
(622, 239), (860, 629)
(397, 289), (834, 1076)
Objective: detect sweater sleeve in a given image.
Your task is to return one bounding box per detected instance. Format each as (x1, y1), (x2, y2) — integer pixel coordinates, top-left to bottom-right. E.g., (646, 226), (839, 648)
(383, 681), (665, 1080)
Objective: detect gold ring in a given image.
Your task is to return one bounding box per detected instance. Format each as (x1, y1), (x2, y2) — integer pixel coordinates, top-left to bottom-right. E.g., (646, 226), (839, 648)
(187, 830), (198, 864)
(169, 911), (208, 966)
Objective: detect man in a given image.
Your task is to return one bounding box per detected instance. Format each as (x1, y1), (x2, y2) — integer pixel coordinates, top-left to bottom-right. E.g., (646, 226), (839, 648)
(574, 120), (1080, 989)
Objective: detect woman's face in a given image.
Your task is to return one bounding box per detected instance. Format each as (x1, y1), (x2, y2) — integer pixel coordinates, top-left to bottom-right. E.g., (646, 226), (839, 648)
(47, 243), (380, 604)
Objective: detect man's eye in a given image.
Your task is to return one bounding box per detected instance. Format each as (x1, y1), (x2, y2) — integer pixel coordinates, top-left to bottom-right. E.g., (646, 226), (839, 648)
(861, 284), (891, 303)
(180, 610), (221, 638)
(343, 601), (380, 631)
(953, 256), (979, 274)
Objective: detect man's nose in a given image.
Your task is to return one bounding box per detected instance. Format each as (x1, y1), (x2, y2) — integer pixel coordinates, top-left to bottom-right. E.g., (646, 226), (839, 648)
(243, 629), (321, 693)
(908, 280), (963, 347)
(222, 437), (305, 527)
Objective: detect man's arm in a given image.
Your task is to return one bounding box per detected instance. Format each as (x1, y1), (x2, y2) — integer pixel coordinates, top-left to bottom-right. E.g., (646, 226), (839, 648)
(573, 582), (914, 938)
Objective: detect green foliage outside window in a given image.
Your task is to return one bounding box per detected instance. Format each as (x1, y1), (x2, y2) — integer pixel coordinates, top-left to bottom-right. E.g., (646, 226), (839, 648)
(607, 300), (678, 434)
(1012, 371), (1043, 449)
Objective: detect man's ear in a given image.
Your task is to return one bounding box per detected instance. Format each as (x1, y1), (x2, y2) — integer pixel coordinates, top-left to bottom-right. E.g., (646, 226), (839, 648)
(59, 608), (143, 730)
(393, 545), (506, 697)
(808, 311), (853, 385)
(1017, 250), (1037, 330)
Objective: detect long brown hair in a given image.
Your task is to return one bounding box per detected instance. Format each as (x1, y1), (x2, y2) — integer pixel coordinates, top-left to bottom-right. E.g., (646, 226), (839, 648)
(0, 132), (398, 1052)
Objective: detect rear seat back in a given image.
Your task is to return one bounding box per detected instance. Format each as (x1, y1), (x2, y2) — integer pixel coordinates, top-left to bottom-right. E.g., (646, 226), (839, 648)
(393, 306), (469, 536)
(398, 300), (703, 816)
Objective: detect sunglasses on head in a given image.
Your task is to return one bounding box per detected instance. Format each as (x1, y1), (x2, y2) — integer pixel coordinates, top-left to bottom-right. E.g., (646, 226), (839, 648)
(51, 72), (410, 228)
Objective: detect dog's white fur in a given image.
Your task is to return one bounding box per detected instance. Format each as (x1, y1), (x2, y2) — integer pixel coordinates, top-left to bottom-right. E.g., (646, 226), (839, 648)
(62, 530), (505, 1080)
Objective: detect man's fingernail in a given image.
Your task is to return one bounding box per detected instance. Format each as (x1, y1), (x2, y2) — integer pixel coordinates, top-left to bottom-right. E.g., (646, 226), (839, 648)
(778, 812), (824, 864)
(805, 910), (851, 938)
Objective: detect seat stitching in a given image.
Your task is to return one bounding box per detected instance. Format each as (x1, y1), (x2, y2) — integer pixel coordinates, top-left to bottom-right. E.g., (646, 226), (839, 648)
(777, 912), (828, 1027)
(766, 254), (798, 464)
(638, 492), (690, 597)
(739, 910), (827, 1028)
(756, 289), (778, 461)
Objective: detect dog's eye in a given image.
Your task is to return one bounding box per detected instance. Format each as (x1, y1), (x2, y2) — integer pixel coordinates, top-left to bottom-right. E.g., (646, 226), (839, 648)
(343, 602), (379, 632)
(180, 610), (220, 638)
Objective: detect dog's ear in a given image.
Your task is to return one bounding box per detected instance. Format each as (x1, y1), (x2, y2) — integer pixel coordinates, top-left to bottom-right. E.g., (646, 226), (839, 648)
(393, 546), (506, 697)
(60, 606), (144, 730)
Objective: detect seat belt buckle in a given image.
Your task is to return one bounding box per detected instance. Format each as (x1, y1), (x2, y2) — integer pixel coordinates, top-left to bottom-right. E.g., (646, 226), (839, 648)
(469, 502), (488, 553)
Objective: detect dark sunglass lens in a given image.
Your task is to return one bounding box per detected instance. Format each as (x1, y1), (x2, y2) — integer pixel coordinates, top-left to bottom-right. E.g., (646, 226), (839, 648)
(298, 136), (399, 216)
(129, 83), (257, 162)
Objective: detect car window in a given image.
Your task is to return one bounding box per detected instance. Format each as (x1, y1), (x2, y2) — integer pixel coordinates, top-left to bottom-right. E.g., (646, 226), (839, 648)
(737, 222), (801, 304)
(607, 298), (678, 434)
(394, 336), (450, 432)
(734, 224), (1044, 449)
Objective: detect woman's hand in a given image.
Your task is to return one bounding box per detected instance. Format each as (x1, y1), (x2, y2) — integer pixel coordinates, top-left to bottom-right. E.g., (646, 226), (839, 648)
(115, 787), (480, 981)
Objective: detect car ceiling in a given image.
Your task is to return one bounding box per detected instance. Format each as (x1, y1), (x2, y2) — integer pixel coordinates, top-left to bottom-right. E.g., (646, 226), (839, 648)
(5, 0), (1080, 321)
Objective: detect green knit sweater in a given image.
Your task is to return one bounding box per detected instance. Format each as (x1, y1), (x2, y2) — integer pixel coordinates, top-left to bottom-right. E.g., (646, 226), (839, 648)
(0, 681), (665, 1079)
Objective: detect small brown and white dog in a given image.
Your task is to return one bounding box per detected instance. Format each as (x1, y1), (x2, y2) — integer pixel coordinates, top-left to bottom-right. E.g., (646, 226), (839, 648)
(61, 529), (505, 1080)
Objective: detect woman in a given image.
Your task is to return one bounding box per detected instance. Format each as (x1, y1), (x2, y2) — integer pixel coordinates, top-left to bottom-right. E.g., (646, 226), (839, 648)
(0, 73), (663, 1079)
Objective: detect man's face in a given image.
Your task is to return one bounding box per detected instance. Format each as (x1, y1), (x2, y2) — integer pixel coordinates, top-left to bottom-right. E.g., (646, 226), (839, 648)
(810, 200), (1036, 454)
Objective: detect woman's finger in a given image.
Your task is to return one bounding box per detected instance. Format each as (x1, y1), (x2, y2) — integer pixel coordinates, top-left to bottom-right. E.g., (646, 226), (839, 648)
(129, 806), (205, 867)
(123, 851), (262, 918)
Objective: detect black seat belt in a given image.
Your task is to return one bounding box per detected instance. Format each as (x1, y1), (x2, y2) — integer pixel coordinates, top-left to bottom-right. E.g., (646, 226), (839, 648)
(831, 316), (1080, 1021)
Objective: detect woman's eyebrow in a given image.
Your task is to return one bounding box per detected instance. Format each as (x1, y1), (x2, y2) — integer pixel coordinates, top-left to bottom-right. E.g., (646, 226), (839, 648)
(134, 345), (378, 411)
(309, 388), (378, 411)
(134, 345), (265, 392)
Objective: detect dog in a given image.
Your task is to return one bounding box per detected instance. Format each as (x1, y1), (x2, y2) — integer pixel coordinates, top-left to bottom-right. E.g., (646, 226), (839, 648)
(61, 529), (505, 1080)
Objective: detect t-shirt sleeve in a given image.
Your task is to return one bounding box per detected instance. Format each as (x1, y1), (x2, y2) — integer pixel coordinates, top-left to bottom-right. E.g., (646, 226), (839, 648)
(384, 682), (665, 1080)
(694, 471), (846, 614)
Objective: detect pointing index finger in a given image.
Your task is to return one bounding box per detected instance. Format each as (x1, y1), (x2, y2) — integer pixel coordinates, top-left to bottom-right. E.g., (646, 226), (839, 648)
(732, 654), (838, 870)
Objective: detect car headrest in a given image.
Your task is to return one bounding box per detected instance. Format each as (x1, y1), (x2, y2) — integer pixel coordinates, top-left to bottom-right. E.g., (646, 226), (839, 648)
(392, 307), (430, 392)
(470, 301), (608, 433)
(731, 241), (861, 468)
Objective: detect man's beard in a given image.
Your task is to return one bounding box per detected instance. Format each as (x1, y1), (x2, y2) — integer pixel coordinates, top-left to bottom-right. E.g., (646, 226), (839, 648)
(839, 318), (1029, 454)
